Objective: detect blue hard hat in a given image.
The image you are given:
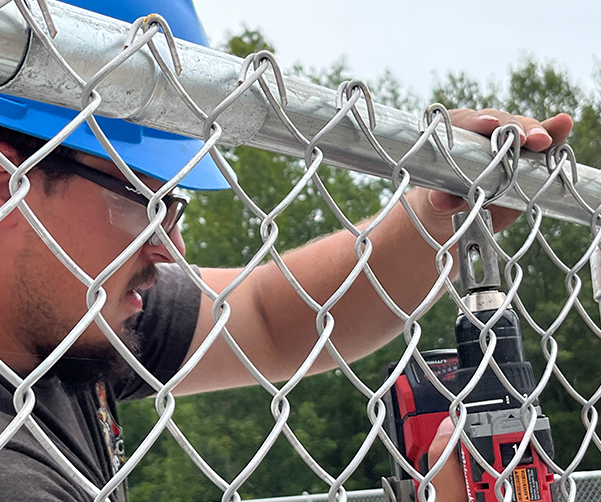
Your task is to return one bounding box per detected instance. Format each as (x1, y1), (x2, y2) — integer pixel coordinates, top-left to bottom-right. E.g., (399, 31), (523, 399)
(0, 0), (231, 191)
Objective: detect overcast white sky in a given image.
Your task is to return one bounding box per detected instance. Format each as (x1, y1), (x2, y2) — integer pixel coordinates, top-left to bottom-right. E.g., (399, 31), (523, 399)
(195, 0), (600, 103)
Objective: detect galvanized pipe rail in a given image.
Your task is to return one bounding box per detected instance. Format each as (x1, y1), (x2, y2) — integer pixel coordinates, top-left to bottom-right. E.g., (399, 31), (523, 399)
(0, 0), (599, 225)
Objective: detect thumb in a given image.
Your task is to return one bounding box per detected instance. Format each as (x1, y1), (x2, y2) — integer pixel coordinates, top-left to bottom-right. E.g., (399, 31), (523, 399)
(427, 418), (468, 502)
(428, 191), (467, 214)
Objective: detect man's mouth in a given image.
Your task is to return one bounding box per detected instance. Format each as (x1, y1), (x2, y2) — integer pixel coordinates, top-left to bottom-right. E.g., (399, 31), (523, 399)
(123, 265), (159, 310)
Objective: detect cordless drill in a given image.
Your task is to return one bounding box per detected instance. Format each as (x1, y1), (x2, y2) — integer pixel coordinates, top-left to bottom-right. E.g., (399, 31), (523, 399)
(384, 210), (555, 502)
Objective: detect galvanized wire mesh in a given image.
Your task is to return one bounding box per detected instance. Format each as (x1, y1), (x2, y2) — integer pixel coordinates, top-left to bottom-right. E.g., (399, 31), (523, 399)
(0, 1), (600, 502)
(552, 472), (601, 502)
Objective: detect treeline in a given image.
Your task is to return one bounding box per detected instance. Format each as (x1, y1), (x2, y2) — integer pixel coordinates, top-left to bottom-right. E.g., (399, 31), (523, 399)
(120, 29), (601, 501)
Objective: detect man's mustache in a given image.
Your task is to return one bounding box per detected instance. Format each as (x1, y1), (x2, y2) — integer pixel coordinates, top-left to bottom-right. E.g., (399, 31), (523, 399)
(125, 265), (159, 294)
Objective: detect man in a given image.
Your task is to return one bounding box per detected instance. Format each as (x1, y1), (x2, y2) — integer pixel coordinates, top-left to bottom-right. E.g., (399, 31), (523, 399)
(0, 0), (574, 500)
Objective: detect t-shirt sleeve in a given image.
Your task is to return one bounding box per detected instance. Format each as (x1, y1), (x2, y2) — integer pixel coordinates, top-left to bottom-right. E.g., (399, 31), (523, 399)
(113, 263), (202, 401)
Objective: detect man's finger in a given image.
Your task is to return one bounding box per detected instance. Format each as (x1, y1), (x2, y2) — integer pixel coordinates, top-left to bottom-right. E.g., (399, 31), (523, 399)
(449, 109), (574, 152)
(428, 418), (468, 502)
(541, 113), (574, 146)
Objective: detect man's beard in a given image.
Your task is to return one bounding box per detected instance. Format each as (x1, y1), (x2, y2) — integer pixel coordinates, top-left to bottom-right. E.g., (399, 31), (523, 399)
(13, 240), (156, 393)
(41, 322), (142, 394)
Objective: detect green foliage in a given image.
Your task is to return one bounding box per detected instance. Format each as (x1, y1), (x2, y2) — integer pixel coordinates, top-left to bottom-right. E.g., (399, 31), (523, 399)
(290, 56), (355, 90)
(572, 103), (601, 167)
(121, 29), (601, 500)
(431, 71), (501, 110)
(506, 57), (582, 119)
(223, 26), (276, 58)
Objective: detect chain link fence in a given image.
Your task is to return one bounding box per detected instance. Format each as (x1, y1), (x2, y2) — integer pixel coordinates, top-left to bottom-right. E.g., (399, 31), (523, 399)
(554, 472), (601, 502)
(0, 1), (600, 502)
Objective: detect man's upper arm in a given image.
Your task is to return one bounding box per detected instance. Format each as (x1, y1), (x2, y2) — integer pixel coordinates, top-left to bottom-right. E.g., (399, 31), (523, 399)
(173, 265), (286, 395)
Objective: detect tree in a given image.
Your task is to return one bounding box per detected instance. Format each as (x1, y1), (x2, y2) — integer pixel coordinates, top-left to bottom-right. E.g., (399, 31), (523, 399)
(223, 26), (276, 59)
(506, 57), (582, 119)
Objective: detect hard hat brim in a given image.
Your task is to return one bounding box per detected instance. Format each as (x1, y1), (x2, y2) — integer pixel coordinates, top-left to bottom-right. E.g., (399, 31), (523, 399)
(0, 94), (233, 191)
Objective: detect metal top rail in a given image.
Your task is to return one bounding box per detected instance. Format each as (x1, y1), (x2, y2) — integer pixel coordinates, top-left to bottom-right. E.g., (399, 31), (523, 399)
(1, 0), (600, 225)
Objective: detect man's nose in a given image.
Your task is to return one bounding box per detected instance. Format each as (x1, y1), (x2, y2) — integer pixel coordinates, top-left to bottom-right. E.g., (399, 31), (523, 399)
(143, 225), (186, 264)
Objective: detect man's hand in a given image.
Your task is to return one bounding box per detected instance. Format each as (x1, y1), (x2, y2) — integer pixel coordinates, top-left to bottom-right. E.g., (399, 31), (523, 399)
(411, 110), (574, 240)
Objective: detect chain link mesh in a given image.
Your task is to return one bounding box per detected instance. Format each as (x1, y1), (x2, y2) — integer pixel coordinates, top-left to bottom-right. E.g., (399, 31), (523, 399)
(553, 472), (601, 502)
(0, 1), (600, 502)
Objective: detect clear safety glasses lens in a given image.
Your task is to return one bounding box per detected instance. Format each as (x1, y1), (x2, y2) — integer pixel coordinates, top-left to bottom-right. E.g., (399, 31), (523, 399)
(101, 189), (187, 245)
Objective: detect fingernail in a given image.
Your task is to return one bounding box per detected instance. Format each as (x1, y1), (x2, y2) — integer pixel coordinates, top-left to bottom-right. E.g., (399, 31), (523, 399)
(527, 127), (550, 137)
(436, 417), (456, 436)
(478, 114), (498, 122)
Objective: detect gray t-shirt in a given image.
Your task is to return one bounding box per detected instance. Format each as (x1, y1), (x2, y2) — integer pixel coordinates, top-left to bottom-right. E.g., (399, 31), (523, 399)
(0, 263), (201, 501)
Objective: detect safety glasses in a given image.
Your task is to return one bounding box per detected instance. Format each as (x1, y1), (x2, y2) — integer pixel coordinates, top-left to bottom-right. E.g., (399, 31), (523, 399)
(50, 156), (188, 245)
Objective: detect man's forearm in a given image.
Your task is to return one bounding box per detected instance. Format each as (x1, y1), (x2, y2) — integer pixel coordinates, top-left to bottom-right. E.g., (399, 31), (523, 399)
(254, 187), (459, 376)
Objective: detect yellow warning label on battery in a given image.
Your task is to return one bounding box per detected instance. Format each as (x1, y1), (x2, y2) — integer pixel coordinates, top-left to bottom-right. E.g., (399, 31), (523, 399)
(513, 468), (531, 501)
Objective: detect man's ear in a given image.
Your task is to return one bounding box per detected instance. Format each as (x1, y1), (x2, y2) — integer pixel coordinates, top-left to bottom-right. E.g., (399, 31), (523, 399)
(0, 141), (24, 227)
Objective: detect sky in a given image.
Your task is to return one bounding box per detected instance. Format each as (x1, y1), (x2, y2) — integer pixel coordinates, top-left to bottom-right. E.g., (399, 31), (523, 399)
(195, 0), (600, 104)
